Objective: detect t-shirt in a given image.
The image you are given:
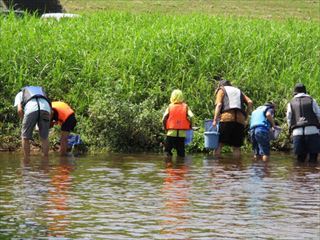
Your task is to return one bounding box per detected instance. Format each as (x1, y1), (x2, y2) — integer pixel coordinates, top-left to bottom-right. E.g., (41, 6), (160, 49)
(215, 89), (252, 125)
(14, 91), (51, 116)
(254, 108), (275, 132)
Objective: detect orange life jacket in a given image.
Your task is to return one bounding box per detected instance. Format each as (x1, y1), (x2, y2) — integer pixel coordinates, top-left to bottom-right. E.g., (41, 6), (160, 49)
(166, 103), (191, 130)
(52, 101), (74, 124)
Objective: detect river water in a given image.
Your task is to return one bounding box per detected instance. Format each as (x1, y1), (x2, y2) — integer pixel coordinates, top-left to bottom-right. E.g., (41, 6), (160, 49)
(0, 152), (319, 239)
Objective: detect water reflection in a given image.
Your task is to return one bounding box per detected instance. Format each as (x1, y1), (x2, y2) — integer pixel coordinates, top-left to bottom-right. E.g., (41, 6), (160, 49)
(12, 157), (51, 237)
(46, 156), (75, 237)
(0, 153), (319, 239)
(160, 157), (191, 238)
(12, 156), (75, 238)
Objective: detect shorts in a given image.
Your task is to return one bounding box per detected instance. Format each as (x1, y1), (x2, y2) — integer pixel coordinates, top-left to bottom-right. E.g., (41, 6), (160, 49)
(61, 114), (77, 132)
(219, 121), (245, 147)
(22, 110), (50, 139)
(293, 134), (320, 155)
(250, 128), (270, 156)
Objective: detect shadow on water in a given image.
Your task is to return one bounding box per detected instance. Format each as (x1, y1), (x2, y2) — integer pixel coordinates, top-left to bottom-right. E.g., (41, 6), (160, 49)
(0, 152), (319, 239)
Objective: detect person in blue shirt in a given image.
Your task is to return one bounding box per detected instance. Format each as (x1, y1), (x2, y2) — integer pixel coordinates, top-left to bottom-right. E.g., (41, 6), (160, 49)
(249, 102), (276, 161)
(14, 86), (51, 161)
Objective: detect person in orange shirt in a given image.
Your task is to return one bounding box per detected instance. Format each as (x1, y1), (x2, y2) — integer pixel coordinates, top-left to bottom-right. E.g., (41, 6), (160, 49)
(213, 80), (253, 158)
(51, 101), (77, 155)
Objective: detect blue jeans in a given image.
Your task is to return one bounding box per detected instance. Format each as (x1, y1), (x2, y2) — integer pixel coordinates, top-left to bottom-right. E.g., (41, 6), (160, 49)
(250, 128), (270, 156)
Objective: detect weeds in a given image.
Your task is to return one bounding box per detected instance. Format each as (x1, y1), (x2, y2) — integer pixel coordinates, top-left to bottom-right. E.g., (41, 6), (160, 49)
(0, 12), (319, 152)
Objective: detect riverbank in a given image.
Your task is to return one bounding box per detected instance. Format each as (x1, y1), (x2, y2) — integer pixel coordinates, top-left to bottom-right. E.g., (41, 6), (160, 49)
(0, 12), (319, 152)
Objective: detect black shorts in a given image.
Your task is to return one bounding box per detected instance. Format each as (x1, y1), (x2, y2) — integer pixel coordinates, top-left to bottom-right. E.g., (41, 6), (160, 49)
(61, 114), (77, 132)
(165, 136), (185, 157)
(219, 121), (245, 147)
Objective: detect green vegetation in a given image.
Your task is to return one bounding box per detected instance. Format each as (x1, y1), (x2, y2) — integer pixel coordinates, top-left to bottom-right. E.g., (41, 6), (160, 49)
(0, 11), (319, 152)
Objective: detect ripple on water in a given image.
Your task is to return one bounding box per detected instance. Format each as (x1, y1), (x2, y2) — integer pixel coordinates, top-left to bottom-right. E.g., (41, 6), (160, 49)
(0, 153), (319, 239)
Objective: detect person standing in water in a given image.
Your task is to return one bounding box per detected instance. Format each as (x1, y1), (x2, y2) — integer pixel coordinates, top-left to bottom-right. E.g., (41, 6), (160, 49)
(51, 101), (77, 156)
(162, 89), (194, 158)
(213, 80), (253, 158)
(249, 102), (276, 161)
(14, 86), (51, 160)
(286, 83), (320, 162)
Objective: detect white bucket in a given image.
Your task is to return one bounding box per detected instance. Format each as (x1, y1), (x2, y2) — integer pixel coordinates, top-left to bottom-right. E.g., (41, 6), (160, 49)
(270, 126), (282, 140)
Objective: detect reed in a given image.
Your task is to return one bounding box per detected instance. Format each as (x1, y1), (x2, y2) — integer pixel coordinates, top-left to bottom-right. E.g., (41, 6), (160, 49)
(0, 12), (319, 151)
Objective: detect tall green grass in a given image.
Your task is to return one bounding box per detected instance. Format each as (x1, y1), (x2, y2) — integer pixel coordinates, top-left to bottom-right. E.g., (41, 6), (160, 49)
(0, 12), (319, 151)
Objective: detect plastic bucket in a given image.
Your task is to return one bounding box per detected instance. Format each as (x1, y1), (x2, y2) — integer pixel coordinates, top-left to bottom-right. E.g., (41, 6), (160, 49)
(204, 119), (214, 132)
(204, 131), (219, 149)
(67, 134), (82, 147)
(270, 126), (282, 140)
(185, 129), (193, 145)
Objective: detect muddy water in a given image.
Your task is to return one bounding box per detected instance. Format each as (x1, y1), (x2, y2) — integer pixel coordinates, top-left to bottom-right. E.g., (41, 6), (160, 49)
(0, 152), (319, 239)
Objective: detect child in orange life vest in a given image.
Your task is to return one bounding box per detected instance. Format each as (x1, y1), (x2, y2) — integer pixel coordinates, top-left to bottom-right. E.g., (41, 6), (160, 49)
(51, 101), (77, 156)
(162, 89), (194, 157)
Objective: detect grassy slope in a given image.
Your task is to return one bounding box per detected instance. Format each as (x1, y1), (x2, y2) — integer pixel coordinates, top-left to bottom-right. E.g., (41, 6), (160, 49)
(60, 0), (320, 21)
(0, 1), (319, 151)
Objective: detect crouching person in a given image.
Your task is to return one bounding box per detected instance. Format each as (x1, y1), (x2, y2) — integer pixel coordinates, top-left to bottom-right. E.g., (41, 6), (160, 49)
(249, 102), (276, 161)
(162, 89), (193, 158)
(51, 101), (77, 156)
(14, 86), (51, 160)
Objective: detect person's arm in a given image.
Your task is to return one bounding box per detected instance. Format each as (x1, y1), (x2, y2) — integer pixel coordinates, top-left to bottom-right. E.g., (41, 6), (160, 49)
(14, 92), (24, 119)
(187, 108), (194, 127)
(50, 110), (56, 128)
(266, 111), (275, 129)
(286, 103), (292, 127)
(17, 103), (24, 119)
(312, 99), (320, 122)
(213, 89), (223, 127)
(213, 103), (222, 127)
(162, 107), (169, 130)
(244, 94), (253, 116)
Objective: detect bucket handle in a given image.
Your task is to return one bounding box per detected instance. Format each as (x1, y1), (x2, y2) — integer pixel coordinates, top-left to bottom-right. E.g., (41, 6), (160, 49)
(214, 122), (220, 132)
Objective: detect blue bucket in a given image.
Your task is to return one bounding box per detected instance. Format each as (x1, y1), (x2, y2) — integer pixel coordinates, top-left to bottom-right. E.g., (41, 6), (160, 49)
(204, 131), (219, 149)
(185, 129), (193, 145)
(204, 120), (219, 149)
(204, 119), (215, 132)
(67, 134), (82, 148)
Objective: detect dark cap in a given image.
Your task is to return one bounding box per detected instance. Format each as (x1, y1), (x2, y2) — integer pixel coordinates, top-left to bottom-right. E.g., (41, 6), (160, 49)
(294, 83), (306, 95)
(265, 102), (275, 107)
(219, 79), (232, 87)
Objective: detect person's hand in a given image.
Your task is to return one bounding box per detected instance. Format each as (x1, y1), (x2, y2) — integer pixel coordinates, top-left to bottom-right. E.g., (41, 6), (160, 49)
(212, 119), (218, 127)
(17, 104), (24, 119)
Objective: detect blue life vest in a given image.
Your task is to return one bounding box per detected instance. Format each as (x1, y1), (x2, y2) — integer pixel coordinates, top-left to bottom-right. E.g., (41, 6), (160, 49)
(250, 106), (271, 130)
(22, 86), (50, 107)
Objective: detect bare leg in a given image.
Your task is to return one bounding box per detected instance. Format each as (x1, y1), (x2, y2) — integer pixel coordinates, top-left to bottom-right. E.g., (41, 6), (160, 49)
(214, 143), (223, 158)
(262, 155), (270, 161)
(232, 147), (241, 159)
(22, 138), (30, 161)
(40, 138), (49, 157)
(60, 131), (69, 156)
